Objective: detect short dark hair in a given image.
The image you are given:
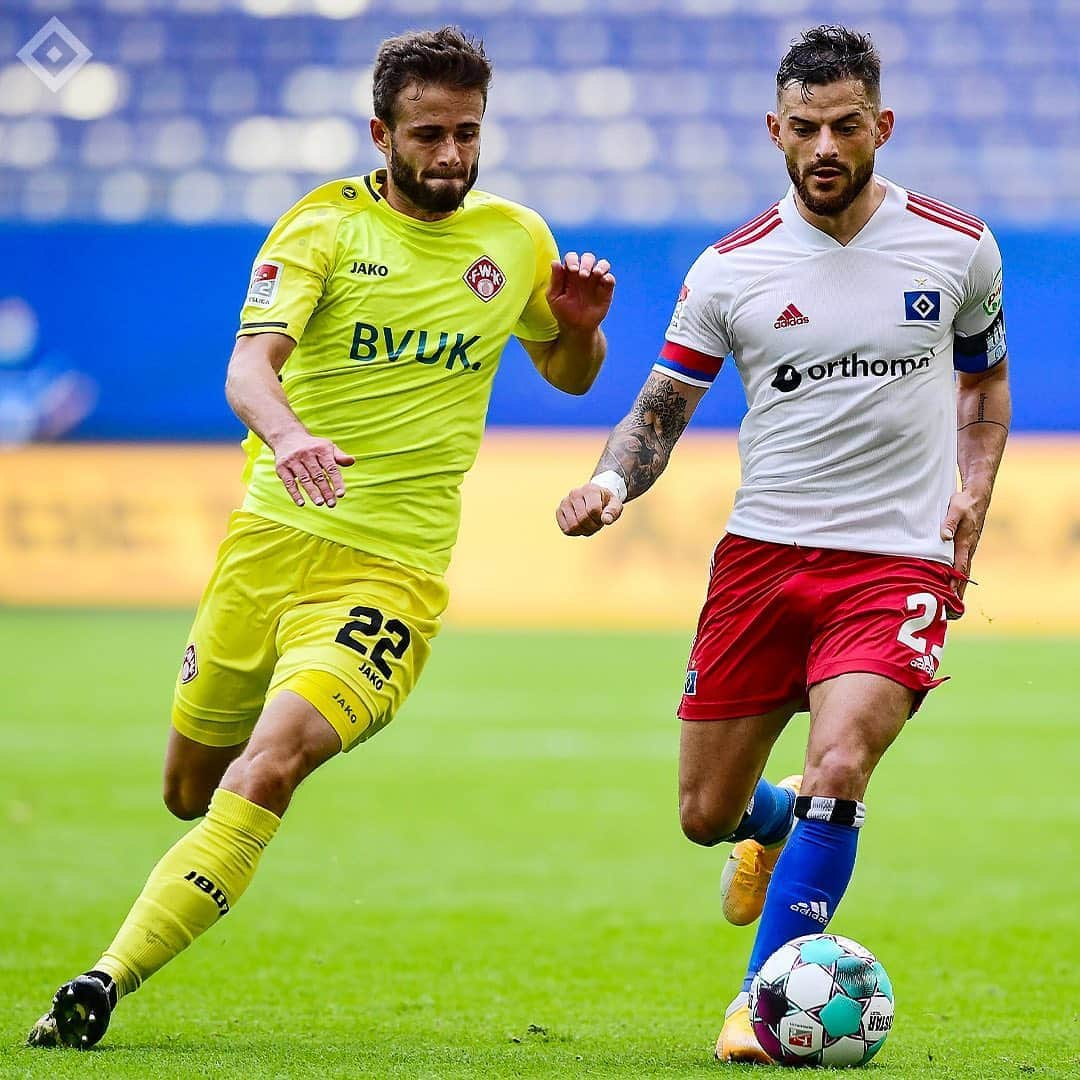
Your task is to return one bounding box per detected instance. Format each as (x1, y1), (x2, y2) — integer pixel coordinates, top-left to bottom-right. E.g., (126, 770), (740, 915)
(776, 25), (881, 107)
(372, 26), (492, 127)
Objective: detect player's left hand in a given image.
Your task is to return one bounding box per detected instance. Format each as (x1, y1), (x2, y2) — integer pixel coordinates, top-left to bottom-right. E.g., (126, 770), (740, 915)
(547, 252), (616, 331)
(940, 490), (984, 604)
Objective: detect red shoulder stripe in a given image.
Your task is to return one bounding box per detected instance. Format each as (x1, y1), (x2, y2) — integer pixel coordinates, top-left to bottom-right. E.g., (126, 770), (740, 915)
(906, 201), (983, 241)
(712, 203), (780, 250)
(907, 192), (984, 232)
(713, 213), (782, 254)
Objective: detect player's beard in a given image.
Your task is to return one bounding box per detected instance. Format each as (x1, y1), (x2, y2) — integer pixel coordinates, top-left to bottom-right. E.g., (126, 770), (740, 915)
(388, 144), (479, 214)
(787, 153), (875, 216)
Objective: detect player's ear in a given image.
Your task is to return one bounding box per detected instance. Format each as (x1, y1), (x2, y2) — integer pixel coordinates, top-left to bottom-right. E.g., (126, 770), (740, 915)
(766, 112), (783, 150)
(874, 108), (894, 148)
(370, 116), (391, 155)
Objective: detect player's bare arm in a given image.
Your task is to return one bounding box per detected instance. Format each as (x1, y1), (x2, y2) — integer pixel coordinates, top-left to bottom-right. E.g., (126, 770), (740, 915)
(556, 371), (706, 537)
(520, 251), (615, 395)
(225, 332), (354, 509)
(944, 358), (1011, 594)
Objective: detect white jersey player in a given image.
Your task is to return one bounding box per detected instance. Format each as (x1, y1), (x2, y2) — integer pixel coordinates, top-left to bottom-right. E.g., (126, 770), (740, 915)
(556, 24), (1010, 1067)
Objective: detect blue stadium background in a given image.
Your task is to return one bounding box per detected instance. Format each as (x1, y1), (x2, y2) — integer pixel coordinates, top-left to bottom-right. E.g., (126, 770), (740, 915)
(0, 0), (1077, 440)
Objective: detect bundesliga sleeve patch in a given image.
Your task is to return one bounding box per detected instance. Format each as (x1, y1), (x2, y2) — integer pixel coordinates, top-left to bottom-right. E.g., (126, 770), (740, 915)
(246, 261), (283, 308)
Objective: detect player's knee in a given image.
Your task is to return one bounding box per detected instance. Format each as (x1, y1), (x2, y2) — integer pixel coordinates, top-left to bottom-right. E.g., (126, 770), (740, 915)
(162, 777), (211, 821)
(679, 795), (742, 847)
(802, 743), (874, 801)
(222, 746), (304, 814)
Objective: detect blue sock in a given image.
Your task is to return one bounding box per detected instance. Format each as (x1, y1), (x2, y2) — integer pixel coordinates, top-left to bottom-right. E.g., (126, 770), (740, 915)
(730, 778), (795, 846)
(741, 816), (860, 992)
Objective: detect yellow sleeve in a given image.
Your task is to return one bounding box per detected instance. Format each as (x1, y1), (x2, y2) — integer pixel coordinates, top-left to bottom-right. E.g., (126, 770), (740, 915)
(513, 211), (561, 344)
(236, 202), (341, 343)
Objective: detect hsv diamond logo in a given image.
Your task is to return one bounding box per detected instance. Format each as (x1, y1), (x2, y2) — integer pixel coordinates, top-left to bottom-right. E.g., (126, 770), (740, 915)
(774, 303), (809, 329)
(684, 669), (698, 696)
(463, 256), (505, 302)
(247, 261), (282, 307)
(17, 17), (92, 93)
(904, 290), (941, 321)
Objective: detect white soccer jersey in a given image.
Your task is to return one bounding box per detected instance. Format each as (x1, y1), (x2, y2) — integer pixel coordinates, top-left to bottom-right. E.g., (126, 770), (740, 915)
(656, 176), (1007, 565)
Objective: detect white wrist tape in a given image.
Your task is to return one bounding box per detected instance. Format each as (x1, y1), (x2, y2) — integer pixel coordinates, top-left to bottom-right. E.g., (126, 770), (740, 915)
(590, 470), (627, 502)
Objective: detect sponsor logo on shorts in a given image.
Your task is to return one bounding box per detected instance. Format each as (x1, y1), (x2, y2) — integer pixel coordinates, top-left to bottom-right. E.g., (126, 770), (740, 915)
(909, 654), (938, 676)
(771, 350), (933, 393)
(332, 690), (362, 725)
(246, 261), (282, 308)
(180, 643), (198, 684)
(463, 255), (505, 301)
(684, 669), (698, 695)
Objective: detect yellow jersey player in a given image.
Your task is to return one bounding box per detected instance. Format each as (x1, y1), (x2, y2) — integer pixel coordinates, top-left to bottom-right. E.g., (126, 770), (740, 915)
(28, 26), (615, 1050)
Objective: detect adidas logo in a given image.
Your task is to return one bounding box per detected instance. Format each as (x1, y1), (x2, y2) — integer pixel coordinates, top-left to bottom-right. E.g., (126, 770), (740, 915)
(774, 303), (809, 329)
(789, 899), (829, 924)
(909, 654), (938, 676)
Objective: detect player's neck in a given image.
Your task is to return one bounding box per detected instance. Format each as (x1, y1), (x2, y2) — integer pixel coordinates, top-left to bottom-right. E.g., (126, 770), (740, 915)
(794, 177), (886, 246)
(382, 181), (458, 223)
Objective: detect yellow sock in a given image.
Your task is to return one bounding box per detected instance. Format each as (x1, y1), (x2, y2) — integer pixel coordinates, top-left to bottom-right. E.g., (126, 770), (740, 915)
(94, 788), (280, 998)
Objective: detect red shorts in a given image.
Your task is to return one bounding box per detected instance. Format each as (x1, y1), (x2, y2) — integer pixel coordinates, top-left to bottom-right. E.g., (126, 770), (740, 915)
(678, 534), (964, 721)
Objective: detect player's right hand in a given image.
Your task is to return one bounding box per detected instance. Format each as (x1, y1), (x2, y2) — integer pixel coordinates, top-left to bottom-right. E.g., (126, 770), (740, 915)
(556, 483), (624, 537)
(273, 432), (355, 508)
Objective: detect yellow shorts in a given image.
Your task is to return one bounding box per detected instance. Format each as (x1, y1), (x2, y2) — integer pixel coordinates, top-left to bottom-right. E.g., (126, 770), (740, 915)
(172, 511), (448, 752)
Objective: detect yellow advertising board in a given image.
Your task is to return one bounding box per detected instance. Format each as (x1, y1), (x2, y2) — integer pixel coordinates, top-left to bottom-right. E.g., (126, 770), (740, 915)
(1, 434), (1077, 634)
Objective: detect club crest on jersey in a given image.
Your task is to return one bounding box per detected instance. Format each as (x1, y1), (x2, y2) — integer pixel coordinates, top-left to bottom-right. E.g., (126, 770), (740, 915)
(247, 261), (282, 308)
(180, 643), (198, 684)
(904, 290), (941, 321)
(463, 256), (505, 302)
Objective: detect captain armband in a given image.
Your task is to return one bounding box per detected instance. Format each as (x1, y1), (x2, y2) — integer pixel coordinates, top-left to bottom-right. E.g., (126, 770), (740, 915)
(953, 308), (1008, 373)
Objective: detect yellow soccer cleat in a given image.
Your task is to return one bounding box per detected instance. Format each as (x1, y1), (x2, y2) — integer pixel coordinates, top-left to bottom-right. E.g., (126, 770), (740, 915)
(720, 775), (802, 926)
(714, 993), (773, 1064)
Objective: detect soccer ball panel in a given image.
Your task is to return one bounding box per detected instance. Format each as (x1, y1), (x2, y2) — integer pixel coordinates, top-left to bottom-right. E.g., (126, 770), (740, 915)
(797, 936), (845, 967)
(830, 934), (876, 961)
(821, 1034), (871, 1067)
(784, 962), (836, 1010)
(819, 992), (864, 1038)
(778, 1010), (824, 1058)
(758, 940), (802, 983)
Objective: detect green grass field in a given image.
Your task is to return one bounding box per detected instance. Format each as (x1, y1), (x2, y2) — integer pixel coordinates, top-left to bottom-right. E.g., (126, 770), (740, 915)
(1, 612), (1077, 1078)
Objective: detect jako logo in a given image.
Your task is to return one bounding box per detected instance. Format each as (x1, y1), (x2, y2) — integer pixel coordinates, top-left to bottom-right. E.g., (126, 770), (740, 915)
(772, 351), (932, 393)
(350, 260), (389, 277)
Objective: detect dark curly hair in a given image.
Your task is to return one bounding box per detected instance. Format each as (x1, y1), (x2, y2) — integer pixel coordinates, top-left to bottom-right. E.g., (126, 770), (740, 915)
(776, 25), (880, 106)
(373, 26), (492, 128)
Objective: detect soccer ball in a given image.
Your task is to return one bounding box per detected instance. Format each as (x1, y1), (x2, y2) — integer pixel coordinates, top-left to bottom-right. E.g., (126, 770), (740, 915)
(749, 933), (894, 1068)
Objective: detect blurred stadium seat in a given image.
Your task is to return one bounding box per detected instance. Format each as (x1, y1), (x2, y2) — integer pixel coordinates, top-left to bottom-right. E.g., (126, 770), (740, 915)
(1, 1), (1077, 225)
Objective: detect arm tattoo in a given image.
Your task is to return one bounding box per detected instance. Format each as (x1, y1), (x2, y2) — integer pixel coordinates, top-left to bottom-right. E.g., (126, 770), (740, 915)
(595, 374), (692, 500)
(958, 391), (1009, 433)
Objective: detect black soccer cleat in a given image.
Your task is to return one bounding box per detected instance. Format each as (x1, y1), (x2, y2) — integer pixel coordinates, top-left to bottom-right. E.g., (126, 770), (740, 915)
(26, 971), (116, 1049)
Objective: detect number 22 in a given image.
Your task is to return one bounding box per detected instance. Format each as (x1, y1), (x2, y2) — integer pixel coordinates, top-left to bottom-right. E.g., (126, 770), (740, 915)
(335, 606), (412, 679)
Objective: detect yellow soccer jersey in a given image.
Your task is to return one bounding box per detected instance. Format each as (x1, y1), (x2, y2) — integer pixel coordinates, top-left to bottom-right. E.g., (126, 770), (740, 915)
(236, 169), (560, 576)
